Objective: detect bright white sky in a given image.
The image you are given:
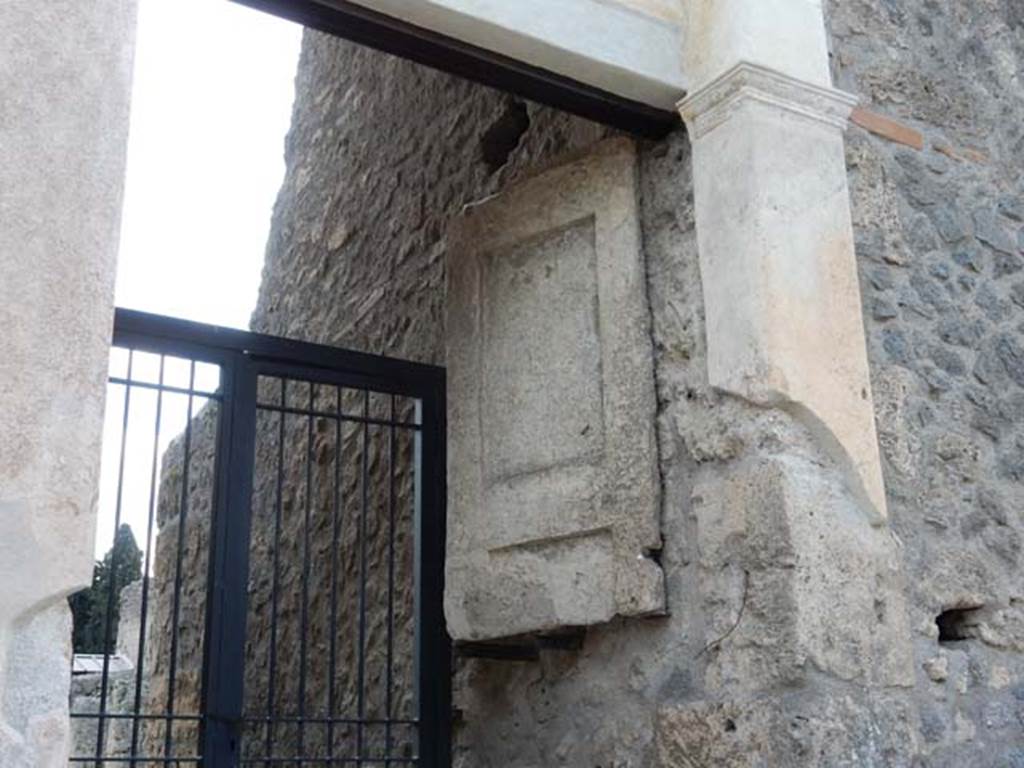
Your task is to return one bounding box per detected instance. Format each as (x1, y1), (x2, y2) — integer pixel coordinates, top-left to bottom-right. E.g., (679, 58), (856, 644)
(94, 0), (302, 559)
(115, 0), (302, 328)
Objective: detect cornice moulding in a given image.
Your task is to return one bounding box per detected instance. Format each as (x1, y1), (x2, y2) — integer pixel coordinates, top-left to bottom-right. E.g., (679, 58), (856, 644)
(678, 62), (859, 140)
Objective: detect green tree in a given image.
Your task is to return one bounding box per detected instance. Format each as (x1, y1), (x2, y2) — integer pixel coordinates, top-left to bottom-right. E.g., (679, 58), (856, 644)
(69, 524), (143, 654)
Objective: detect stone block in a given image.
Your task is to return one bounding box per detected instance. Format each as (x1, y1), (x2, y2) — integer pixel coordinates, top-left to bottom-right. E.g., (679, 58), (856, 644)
(656, 692), (919, 767)
(115, 580), (143, 668)
(693, 456), (915, 692)
(445, 138), (663, 640)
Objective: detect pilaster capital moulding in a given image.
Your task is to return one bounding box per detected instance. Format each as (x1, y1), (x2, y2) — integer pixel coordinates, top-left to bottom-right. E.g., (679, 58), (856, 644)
(677, 62), (859, 140)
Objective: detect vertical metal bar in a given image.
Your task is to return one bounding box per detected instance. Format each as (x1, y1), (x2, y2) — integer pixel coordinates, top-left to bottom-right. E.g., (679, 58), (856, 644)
(297, 382), (314, 759)
(265, 379), (287, 765)
(94, 349), (134, 766)
(355, 391), (370, 762)
(200, 352), (258, 766)
(164, 361), (197, 761)
(129, 355), (166, 763)
(384, 395), (397, 760)
(415, 379), (451, 768)
(326, 387), (343, 763)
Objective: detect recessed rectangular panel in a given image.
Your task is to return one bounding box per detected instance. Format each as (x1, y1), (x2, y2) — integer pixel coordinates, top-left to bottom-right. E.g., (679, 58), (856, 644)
(445, 138), (664, 641)
(482, 218), (604, 482)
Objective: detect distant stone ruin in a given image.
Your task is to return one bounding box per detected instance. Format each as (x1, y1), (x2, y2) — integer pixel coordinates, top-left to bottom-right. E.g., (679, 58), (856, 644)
(69, 580), (144, 762)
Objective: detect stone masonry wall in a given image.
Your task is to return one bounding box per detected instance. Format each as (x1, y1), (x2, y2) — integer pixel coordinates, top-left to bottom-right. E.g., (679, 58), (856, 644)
(144, 2), (1023, 764)
(142, 385), (419, 762)
(138, 404), (218, 758)
(829, 1), (1024, 764)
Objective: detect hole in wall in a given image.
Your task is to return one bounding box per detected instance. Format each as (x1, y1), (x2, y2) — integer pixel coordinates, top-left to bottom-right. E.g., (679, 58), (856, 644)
(936, 606), (982, 643)
(874, 598), (887, 624)
(480, 99), (530, 174)
(646, 546), (664, 568)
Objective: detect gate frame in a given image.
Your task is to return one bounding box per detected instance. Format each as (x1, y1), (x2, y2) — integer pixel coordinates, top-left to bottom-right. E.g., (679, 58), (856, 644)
(111, 307), (451, 768)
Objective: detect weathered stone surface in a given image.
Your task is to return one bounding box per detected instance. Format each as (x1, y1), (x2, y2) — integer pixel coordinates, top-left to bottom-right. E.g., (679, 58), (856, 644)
(1, 605), (77, 768)
(656, 693), (919, 767)
(680, 0), (833, 89)
(132, 405), (218, 759)
(239, 30), (950, 760)
(68, 668), (136, 762)
(145, 382), (430, 760)
(445, 138), (663, 640)
(115, 581), (143, 668)
(0, 1), (136, 765)
(693, 456), (914, 692)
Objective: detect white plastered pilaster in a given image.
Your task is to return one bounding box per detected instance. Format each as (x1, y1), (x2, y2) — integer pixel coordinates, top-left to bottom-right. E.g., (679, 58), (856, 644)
(0, 1), (137, 764)
(678, 1), (888, 522)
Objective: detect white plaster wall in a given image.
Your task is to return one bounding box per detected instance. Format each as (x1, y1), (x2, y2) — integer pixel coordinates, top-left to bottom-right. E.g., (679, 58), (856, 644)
(0, 1), (137, 764)
(681, 0), (832, 87)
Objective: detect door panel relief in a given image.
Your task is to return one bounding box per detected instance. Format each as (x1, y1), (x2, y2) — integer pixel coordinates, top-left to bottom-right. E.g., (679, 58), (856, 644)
(445, 138), (664, 641)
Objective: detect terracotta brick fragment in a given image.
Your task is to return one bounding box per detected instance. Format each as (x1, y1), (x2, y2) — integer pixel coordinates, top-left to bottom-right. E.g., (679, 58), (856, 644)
(931, 141), (989, 165)
(850, 107), (925, 150)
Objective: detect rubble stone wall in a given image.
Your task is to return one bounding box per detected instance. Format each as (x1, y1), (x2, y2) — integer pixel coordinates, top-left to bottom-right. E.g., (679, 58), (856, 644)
(830, 1), (1024, 764)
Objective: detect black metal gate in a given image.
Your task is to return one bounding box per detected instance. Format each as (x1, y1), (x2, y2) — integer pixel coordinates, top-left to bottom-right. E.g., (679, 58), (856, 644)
(70, 308), (450, 768)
